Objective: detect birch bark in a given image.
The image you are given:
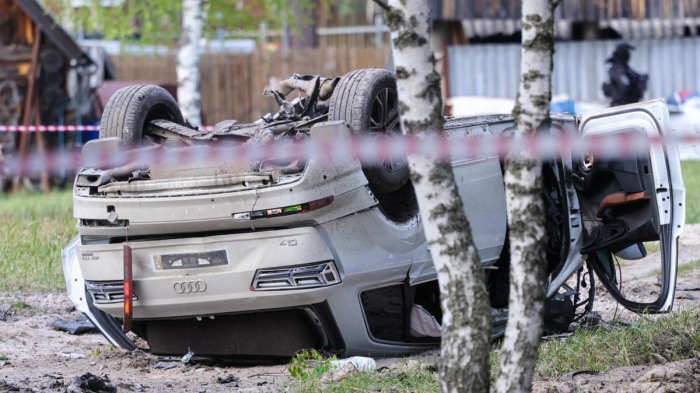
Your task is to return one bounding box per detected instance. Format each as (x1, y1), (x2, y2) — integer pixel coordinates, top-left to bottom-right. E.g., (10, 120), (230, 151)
(495, 1), (555, 392)
(386, 1), (491, 392)
(176, 0), (203, 126)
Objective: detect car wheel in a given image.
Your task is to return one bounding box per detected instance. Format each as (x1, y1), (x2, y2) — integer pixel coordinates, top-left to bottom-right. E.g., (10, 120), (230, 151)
(328, 68), (409, 194)
(99, 85), (184, 145)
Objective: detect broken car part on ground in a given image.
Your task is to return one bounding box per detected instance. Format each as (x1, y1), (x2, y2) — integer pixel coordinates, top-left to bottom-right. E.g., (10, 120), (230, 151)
(61, 68), (686, 360)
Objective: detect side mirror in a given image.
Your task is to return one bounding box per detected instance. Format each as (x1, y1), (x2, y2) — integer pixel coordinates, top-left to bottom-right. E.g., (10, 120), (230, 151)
(614, 242), (647, 261)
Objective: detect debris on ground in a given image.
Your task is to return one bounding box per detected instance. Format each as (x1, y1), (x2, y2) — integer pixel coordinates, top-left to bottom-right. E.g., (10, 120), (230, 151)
(579, 312), (602, 328)
(41, 373), (65, 389)
(0, 303), (11, 321)
(676, 282), (700, 291)
(118, 382), (147, 392)
(321, 363), (358, 383)
(67, 373), (117, 393)
(216, 374), (240, 385)
(535, 358), (700, 393)
(58, 352), (86, 359)
(330, 356), (376, 371)
(181, 350), (195, 364)
(49, 315), (97, 334)
(151, 361), (180, 370)
(386, 359), (435, 373)
(0, 292), (292, 391)
(629, 358), (700, 393)
(0, 380), (21, 391)
(677, 293), (699, 300)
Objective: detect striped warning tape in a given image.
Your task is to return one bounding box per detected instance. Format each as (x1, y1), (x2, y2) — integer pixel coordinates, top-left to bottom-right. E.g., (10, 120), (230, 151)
(1, 132), (698, 177)
(0, 125), (100, 132)
(0, 125), (216, 132)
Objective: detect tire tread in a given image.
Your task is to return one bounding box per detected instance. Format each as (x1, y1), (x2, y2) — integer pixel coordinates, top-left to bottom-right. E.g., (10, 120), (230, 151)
(328, 68), (408, 194)
(99, 85), (182, 145)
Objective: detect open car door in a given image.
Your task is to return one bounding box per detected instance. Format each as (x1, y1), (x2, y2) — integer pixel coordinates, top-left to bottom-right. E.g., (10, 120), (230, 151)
(574, 100), (685, 313)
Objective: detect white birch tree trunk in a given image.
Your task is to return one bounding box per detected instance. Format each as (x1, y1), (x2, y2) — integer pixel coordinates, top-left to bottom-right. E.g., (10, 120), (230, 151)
(386, 1), (491, 392)
(176, 0), (203, 126)
(495, 1), (555, 392)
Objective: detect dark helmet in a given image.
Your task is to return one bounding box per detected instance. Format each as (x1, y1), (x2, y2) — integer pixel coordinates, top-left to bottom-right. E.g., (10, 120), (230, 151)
(607, 43), (635, 63)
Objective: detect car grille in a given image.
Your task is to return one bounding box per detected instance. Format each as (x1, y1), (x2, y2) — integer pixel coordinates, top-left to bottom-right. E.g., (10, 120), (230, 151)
(86, 281), (138, 304)
(144, 308), (322, 358)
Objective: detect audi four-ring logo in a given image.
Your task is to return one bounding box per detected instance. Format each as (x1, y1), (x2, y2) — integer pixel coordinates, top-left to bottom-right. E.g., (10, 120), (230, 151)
(173, 280), (207, 294)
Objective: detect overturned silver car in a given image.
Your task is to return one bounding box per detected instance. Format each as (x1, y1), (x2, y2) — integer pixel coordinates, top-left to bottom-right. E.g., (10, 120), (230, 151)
(62, 68), (685, 360)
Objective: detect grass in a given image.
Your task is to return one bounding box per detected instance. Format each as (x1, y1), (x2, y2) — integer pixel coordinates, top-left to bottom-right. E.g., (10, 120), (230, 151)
(647, 258), (700, 279)
(678, 259), (700, 277)
(293, 361), (440, 392)
(298, 310), (700, 392)
(0, 190), (75, 292)
(682, 161), (700, 224)
(534, 309), (700, 378)
(643, 241), (660, 253)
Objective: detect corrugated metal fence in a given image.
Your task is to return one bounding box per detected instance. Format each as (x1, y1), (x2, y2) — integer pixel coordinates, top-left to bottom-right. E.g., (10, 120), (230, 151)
(448, 37), (700, 101)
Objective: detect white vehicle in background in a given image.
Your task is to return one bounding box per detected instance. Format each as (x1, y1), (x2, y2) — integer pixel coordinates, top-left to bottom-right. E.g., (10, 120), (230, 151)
(62, 69), (685, 359)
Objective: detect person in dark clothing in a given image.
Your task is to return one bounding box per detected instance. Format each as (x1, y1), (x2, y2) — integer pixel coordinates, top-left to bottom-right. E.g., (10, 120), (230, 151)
(602, 43), (648, 106)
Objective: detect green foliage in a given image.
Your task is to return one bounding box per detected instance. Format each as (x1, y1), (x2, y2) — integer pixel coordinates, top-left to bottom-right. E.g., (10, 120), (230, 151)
(89, 348), (102, 357)
(0, 190), (75, 292)
(44, 0), (182, 45)
(287, 349), (336, 381)
(44, 0), (312, 47)
(207, 0), (310, 38)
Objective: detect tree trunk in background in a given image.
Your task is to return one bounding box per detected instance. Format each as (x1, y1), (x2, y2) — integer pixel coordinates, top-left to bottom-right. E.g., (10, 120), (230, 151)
(386, 1), (491, 392)
(495, 1), (555, 392)
(176, 0), (203, 126)
(290, 0), (318, 48)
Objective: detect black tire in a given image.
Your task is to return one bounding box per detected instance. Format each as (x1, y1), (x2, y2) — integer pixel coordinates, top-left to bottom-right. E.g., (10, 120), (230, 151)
(328, 68), (409, 194)
(99, 85), (184, 145)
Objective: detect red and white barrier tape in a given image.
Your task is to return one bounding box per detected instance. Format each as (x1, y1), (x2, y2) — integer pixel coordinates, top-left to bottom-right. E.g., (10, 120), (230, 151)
(0, 125), (100, 132)
(1, 132), (699, 177)
(0, 125), (216, 132)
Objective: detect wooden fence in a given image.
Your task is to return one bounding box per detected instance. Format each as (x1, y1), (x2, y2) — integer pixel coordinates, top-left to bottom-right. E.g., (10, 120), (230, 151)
(110, 47), (392, 124)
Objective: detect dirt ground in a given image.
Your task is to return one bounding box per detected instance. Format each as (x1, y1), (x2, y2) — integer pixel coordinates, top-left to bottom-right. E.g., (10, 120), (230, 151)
(534, 357), (700, 393)
(1, 225), (700, 393)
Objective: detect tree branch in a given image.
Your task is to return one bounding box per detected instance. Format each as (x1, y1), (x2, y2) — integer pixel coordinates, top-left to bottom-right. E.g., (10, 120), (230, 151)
(372, 0), (391, 12)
